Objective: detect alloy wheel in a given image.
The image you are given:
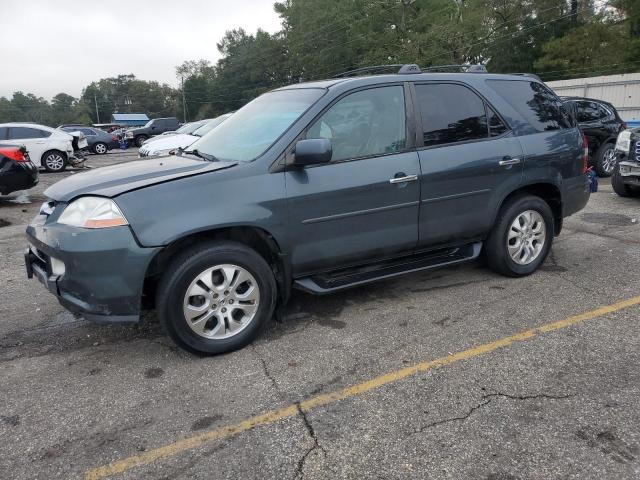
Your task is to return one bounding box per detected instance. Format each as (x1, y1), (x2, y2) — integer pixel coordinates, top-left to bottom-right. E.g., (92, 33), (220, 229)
(182, 264), (260, 340)
(507, 210), (546, 265)
(602, 147), (617, 174)
(45, 153), (64, 171)
(95, 143), (107, 154)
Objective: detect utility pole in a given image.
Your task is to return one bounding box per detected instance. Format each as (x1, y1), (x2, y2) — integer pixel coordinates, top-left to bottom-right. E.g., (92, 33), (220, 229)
(181, 76), (188, 122)
(94, 94), (100, 123)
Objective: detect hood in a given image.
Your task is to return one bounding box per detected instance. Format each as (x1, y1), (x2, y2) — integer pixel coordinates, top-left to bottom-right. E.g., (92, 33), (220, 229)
(139, 134), (199, 153)
(44, 155), (237, 202)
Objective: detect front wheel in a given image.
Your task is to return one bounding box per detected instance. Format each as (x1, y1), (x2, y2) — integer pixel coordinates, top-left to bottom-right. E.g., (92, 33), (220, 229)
(595, 143), (616, 177)
(135, 135), (148, 147)
(42, 150), (67, 172)
(485, 195), (554, 277)
(156, 241), (277, 354)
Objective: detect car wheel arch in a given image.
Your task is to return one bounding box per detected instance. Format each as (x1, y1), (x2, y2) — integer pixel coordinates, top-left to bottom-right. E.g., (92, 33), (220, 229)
(492, 182), (563, 237)
(142, 226), (290, 310)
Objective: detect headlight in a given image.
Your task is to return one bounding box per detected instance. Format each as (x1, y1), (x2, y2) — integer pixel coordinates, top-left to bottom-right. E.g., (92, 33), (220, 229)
(58, 197), (128, 229)
(615, 130), (631, 154)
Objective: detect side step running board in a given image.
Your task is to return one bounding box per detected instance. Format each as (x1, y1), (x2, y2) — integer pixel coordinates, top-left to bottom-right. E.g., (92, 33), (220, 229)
(294, 242), (482, 294)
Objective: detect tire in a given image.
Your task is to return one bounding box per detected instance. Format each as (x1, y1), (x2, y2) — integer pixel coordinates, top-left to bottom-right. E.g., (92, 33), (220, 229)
(42, 150), (67, 173)
(156, 241), (277, 354)
(484, 195), (554, 277)
(611, 163), (640, 197)
(135, 135), (148, 148)
(93, 142), (108, 154)
(594, 142), (616, 177)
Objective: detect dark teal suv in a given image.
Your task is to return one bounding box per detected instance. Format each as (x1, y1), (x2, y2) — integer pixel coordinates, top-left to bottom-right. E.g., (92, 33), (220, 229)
(25, 65), (590, 354)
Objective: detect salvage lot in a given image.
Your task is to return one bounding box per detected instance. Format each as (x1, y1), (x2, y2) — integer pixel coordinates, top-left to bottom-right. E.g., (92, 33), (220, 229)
(1, 151), (639, 479)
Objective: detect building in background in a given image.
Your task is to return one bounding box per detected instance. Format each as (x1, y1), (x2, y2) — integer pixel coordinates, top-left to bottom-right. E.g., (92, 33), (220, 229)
(548, 73), (640, 128)
(110, 113), (149, 127)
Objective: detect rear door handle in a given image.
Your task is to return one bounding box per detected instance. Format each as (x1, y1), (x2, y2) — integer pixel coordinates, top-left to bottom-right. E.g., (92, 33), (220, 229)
(389, 174), (418, 184)
(499, 157), (521, 166)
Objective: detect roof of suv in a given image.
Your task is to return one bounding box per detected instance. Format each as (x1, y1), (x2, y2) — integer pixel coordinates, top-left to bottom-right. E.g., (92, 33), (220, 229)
(277, 72), (542, 92)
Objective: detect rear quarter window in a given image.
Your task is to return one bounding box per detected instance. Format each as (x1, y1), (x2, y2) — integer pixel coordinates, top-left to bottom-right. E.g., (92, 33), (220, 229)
(487, 80), (573, 133)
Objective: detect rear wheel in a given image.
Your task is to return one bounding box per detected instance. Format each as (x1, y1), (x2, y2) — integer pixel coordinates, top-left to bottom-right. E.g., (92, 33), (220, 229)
(93, 142), (108, 154)
(595, 143), (616, 177)
(156, 241), (277, 354)
(485, 195), (554, 277)
(42, 150), (67, 172)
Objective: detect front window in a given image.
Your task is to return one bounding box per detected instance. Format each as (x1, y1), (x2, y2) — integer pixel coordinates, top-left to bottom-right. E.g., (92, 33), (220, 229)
(188, 89), (325, 162)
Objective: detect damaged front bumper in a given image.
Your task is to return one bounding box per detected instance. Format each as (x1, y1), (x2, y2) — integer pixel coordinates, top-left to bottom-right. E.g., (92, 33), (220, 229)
(618, 160), (640, 187)
(25, 212), (160, 323)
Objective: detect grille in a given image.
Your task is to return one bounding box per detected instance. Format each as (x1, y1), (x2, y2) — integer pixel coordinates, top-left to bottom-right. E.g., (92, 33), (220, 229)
(139, 149), (149, 157)
(634, 140), (640, 161)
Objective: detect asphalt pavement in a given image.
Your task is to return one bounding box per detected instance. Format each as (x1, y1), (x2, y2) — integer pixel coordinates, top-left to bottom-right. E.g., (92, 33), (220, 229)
(1, 150), (639, 480)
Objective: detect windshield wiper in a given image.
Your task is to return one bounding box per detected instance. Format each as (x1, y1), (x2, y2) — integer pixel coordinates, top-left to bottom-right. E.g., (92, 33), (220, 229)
(180, 148), (218, 162)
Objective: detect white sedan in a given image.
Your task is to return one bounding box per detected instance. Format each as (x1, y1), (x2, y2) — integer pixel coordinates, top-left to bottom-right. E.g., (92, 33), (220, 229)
(0, 122), (88, 172)
(138, 114), (231, 158)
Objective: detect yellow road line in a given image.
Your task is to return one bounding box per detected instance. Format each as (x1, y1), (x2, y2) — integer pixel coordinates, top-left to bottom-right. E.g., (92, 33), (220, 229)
(85, 295), (640, 480)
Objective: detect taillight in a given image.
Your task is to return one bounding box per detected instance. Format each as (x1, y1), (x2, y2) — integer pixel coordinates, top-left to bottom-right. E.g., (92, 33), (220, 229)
(581, 133), (589, 174)
(111, 135), (118, 141)
(622, 122), (628, 130)
(0, 146), (27, 162)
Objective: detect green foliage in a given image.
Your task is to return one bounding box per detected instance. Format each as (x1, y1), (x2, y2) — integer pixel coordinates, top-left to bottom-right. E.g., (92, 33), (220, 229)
(2, 0), (639, 126)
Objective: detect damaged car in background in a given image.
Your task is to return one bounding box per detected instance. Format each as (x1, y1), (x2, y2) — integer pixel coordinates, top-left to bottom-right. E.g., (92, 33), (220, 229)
(612, 127), (640, 198)
(0, 123), (87, 172)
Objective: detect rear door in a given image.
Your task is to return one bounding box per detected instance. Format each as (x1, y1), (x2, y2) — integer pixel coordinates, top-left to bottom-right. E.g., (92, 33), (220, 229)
(412, 82), (524, 247)
(285, 84), (421, 275)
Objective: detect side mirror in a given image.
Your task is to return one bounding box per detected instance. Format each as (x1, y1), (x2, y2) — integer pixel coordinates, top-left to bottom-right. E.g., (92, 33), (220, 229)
(151, 125), (156, 130)
(293, 138), (332, 167)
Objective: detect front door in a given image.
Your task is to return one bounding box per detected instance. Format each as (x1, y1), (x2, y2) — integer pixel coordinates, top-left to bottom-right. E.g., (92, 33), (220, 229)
(285, 85), (421, 276)
(412, 82), (524, 247)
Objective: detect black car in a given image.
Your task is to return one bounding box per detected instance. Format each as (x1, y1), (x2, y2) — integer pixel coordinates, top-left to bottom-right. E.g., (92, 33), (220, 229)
(0, 145), (38, 195)
(561, 97), (627, 177)
(59, 126), (119, 154)
(26, 65), (590, 354)
(125, 118), (181, 147)
(612, 127), (640, 197)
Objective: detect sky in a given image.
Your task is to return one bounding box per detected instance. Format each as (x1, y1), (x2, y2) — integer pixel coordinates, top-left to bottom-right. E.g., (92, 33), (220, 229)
(0, 0), (282, 100)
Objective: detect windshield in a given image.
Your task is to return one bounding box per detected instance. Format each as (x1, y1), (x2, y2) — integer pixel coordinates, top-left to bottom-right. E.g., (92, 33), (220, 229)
(142, 120), (153, 128)
(176, 121), (205, 135)
(192, 114), (231, 137)
(188, 88), (325, 161)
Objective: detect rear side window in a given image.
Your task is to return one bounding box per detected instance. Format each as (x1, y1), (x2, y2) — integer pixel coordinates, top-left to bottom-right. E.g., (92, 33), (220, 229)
(487, 80), (572, 132)
(307, 86), (406, 161)
(0, 127), (7, 140)
(487, 106), (508, 137)
(414, 83), (492, 147)
(8, 127), (51, 139)
(576, 101), (609, 122)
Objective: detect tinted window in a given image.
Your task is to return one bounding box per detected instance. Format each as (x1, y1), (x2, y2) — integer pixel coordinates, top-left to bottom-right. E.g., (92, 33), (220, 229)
(488, 80), (572, 132)
(576, 101), (608, 123)
(415, 84), (488, 147)
(0, 127), (7, 140)
(487, 106), (508, 137)
(8, 127), (50, 139)
(307, 86), (406, 162)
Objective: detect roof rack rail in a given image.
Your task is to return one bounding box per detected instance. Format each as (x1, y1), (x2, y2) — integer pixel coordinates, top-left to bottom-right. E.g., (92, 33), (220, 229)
(508, 72), (542, 81)
(334, 64), (422, 78)
(423, 64), (488, 73)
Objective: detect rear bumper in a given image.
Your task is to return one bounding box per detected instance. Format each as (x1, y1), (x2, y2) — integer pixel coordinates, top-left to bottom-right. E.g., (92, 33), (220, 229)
(25, 218), (160, 323)
(562, 174), (591, 218)
(0, 162), (38, 195)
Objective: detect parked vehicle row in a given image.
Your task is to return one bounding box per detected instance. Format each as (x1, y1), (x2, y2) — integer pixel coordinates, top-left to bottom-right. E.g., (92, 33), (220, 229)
(0, 123), (87, 172)
(138, 114), (232, 157)
(561, 97), (627, 177)
(25, 65), (590, 354)
(59, 125), (120, 154)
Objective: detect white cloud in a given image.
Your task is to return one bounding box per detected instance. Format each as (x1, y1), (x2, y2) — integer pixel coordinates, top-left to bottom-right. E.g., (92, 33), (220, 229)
(1, 0), (282, 99)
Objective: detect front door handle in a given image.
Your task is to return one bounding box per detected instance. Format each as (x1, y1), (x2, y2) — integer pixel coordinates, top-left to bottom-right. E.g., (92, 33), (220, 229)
(499, 157), (521, 166)
(389, 174), (418, 184)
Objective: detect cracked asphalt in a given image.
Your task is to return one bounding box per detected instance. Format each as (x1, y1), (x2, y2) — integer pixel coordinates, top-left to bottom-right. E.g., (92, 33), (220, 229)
(1, 151), (640, 479)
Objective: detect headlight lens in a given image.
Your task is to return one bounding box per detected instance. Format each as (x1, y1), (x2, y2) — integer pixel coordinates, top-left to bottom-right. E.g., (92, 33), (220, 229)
(615, 130), (631, 153)
(58, 197), (128, 229)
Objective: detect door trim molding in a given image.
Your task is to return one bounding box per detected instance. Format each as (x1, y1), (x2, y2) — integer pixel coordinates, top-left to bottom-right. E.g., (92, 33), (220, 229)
(302, 200), (420, 224)
(421, 188), (491, 204)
